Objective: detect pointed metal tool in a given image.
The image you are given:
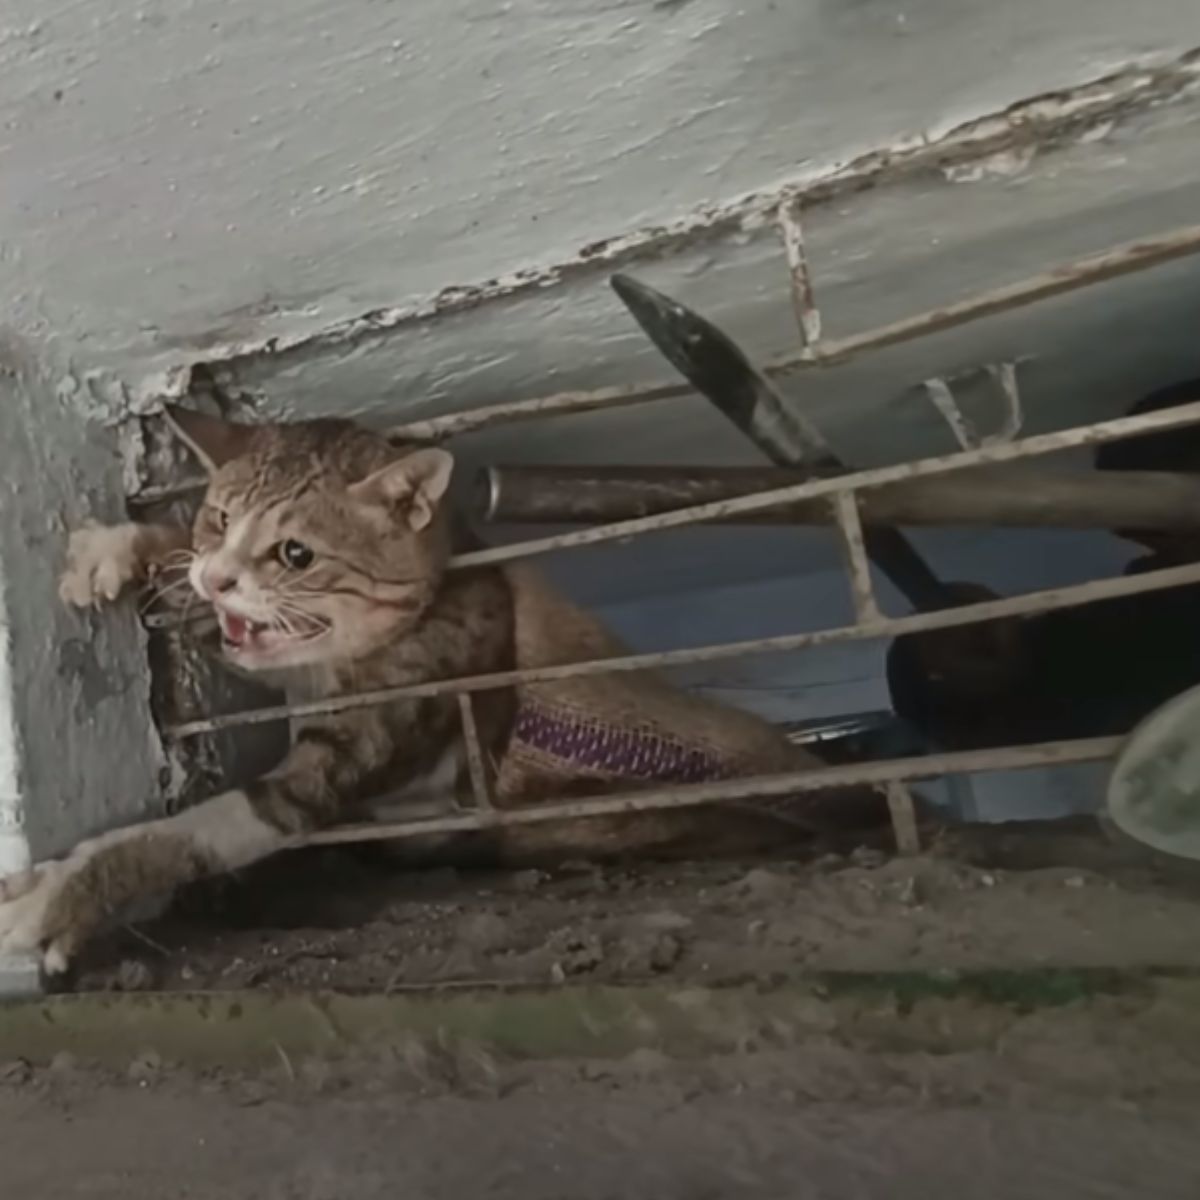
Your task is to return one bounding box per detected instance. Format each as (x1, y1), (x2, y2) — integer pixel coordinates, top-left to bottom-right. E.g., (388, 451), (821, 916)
(610, 273), (840, 475)
(609, 273), (953, 612)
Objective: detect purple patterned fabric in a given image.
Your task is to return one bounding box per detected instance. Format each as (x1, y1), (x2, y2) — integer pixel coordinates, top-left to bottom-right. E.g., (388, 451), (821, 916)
(512, 701), (733, 784)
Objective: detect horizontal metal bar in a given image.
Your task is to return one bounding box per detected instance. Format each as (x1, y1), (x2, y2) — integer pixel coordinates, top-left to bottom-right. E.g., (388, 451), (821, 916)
(165, 559), (1200, 739)
(778, 223), (1200, 369)
(449, 398), (1200, 569)
(479, 463), (1200, 531)
(301, 736), (1122, 847)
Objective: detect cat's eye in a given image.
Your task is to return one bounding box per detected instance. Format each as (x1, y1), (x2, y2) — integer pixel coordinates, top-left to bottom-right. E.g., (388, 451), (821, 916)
(213, 508), (229, 532)
(277, 539), (314, 570)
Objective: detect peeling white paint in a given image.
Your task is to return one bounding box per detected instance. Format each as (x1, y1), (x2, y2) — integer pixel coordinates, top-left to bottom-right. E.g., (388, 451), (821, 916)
(1, 0), (1199, 402)
(121, 47), (1200, 411)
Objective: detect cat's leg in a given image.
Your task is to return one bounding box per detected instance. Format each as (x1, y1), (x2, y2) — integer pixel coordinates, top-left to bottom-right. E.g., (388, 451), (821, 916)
(59, 521), (192, 608)
(0, 725), (376, 975)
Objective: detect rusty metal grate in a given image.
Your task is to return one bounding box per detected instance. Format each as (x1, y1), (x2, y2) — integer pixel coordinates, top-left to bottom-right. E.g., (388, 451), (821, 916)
(144, 218), (1200, 856)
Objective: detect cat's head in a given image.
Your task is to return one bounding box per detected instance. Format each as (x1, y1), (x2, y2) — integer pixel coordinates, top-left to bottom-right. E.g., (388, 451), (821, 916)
(166, 406), (455, 671)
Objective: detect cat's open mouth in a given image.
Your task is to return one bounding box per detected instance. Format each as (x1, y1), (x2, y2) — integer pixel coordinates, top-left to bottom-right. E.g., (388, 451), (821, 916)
(217, 610), (269, 649)
(217, 608), (326, 655)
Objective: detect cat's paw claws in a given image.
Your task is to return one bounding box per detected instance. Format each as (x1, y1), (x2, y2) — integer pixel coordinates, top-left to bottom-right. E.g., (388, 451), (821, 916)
(59, 523), (142, 609)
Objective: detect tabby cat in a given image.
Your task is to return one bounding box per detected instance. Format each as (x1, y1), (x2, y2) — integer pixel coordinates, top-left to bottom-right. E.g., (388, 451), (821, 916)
(0, 408), (870, 974)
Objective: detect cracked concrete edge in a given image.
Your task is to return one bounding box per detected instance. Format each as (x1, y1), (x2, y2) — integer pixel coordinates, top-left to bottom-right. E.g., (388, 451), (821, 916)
(125, 46), (1200, 406)
(0, 332), (168, 995)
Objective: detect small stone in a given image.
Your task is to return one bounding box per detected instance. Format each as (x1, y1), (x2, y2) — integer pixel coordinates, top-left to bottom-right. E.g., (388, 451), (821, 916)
(299, 1058), (336, 1093)
(646, 933), (683, 973)
(127, 1049), (162, 1084)
(622, 1047), (669, 1076)
(850, 846), (886, 870)
(49, 1051), (78, 1075)
(0, 1058), (32, 1085)
(556, 859), (597, 876)
(1065, 875), (1087, 889)
(234, 1081), (270, 1107)
(546, 929), (604, 975)
(460, 912), (509, 953)
(510, 869), (544, 893)
(735, 867), (791, 903)
(549, 961), (566, 985)
(811, 853), (845, 873)
(980, 873), (997, 888)
(114, 959), (155, 992)
(641, 909), (692, 933)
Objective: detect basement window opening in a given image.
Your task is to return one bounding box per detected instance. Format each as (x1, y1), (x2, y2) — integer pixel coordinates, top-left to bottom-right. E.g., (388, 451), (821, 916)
(134, 218), (1200, 865)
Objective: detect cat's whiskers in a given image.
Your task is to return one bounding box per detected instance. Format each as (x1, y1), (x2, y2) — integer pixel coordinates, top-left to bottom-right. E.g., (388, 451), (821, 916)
(271, 596), (333, 641)
(139, 571), (195, 615)
(278, 565), (320, 594)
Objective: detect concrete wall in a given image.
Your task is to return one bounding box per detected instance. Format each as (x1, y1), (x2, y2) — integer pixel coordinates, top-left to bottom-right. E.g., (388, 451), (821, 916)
(0, 337), (164, 875)
(0, 1), (1197, 388)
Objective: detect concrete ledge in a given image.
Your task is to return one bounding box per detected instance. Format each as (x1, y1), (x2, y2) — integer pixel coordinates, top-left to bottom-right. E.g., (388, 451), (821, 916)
(0, 954), (40, 1000)
(0, 968), (1195, 1069)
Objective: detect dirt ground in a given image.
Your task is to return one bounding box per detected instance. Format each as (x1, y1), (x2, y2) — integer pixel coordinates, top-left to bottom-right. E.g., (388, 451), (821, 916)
(5, 991), (1200, 1199)
(63, 819), (1200, 993)
(6, 821), (1200, 1197)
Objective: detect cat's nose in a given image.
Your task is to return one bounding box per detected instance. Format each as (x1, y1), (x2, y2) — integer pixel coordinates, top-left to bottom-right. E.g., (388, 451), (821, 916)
(204, 568), (238, 596)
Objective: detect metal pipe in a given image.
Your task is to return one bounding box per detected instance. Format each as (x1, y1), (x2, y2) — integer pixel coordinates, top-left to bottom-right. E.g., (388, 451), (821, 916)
(479, 464), (1200, 531)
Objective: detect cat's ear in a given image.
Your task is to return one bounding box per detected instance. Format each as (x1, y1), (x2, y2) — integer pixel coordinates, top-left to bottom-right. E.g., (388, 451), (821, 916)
(349, 448), (455, 532)
(162, 405), (254, 473)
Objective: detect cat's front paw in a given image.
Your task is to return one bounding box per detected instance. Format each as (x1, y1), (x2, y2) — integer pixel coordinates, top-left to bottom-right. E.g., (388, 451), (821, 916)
(59, 522), (145, 609)
(0, 860), (73, 975)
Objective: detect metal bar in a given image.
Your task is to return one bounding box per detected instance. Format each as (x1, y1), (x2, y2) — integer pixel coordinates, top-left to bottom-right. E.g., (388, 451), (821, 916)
(781, 224), (1200, 369)
(777, 195), (822, 347)
(389, 381), (690, 445)
(457, 693), (495, 811)
(166, 559), (1200, 739)
(300, 736), (1122, 848)
(885, 781), (922, 855)
(449, 398), (1200, 570)
(480, 464), (1200, 531)
(831, 492), (881, 623)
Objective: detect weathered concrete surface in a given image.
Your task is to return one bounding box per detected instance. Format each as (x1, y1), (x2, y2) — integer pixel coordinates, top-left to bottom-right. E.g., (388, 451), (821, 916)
(1, 0), (1199, 386)
(0, 336), (164, 869)
(0, 969), (1194, 1067)
(5, 973), (1200, 1200)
